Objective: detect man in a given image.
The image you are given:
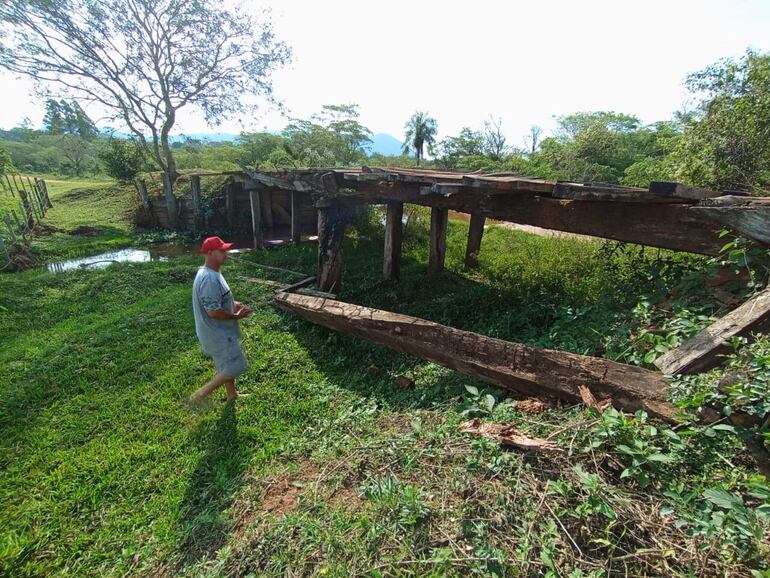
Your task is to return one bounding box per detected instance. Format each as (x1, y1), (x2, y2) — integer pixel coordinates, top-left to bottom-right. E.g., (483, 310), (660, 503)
(189, 236), (253, 403)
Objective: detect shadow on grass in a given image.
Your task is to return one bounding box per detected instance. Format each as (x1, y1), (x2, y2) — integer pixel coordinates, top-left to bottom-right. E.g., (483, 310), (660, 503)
(176, 402), (250, 567)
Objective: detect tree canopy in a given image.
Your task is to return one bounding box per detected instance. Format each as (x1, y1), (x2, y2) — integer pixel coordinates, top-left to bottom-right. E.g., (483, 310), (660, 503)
(0, 0), (290, 179)
(402, 112), (438, 165)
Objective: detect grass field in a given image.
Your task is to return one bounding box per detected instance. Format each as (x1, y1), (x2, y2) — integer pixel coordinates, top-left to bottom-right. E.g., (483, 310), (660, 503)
(0, 179), (768, 576)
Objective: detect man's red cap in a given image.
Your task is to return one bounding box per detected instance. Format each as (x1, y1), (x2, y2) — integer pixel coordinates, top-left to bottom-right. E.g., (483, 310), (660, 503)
(200, 236), (235, 254)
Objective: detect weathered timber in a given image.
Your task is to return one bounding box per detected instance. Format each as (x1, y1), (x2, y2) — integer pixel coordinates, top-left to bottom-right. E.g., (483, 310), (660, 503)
(162, 172), (177, 228)
(655, 288), (770, 375)
(190, 175), (201, 228)
(348, 183), (728, 255)
(225, 183), (236, 229)
(281, 276), (316, 294)
(429, 207), (448, 273)
(273, 293), (677, 421)
(649, 181), (727, 201)
(135, 179), (150, 208)
(249, 189), (264, 249)
(261, 188), (274, 228)
(692, 196), (770, 246)
(317, 205), (350, 293)
(383, 202), (403, 280)
(465, 214), (486, 268)
(291, 191), (302, 243)
(553, 182), (683, 203)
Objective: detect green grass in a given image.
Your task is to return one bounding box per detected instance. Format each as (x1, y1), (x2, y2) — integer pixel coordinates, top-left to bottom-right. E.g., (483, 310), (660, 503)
(0, 184), (768, 576)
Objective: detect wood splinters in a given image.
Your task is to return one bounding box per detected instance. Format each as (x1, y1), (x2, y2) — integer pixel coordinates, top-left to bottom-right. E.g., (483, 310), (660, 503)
(578, 384), (612, 411)
(458, 418), (564, 453)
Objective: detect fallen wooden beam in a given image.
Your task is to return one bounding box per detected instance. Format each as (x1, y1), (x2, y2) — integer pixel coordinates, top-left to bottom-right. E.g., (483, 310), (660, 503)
(273, 292), (678, 421)
(655, 287), (770, 375)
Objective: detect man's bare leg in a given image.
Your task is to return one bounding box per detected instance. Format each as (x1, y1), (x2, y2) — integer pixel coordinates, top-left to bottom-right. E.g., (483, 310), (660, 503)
(190, 372), (233, 402)
(224, 379), (237, 402)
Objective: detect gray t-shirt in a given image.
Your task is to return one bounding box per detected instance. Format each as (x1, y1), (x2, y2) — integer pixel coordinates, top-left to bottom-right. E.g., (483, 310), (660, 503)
(192, 266), (240, 354)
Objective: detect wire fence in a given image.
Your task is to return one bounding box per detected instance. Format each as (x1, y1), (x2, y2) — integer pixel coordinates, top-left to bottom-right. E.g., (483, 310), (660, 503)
(0, 173), (53, 270)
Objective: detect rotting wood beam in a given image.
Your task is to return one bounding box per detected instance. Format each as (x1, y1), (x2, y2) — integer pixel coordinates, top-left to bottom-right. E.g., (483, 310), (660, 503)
(656, 287), (770, 375)
(317, 205), (350, 293)
(333, 183), (729, 255)
(249, 189), (264, 249)
(429, 207), (448, 273)
(273, 292), (678, 422)
(291, 191), (302, 243)
(691, 196), (770, 246)
(383, 202), (403, 280)
(465, 214), (485, 268)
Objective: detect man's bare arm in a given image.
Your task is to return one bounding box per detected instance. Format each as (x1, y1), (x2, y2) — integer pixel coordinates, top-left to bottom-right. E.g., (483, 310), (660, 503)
(207, 306), (252, 320)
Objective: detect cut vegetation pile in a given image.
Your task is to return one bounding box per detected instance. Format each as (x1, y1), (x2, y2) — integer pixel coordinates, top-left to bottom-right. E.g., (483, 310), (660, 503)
(0, 179), (768, 577)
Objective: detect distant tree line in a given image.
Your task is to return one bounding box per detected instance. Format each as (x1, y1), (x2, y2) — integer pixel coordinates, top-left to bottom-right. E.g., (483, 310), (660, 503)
(1, 49), (769, 193)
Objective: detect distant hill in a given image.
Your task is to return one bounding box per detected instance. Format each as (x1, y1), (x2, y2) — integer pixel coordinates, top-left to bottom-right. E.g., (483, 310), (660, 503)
(100, 129), (404, 156)
(369, 133), (402, 156)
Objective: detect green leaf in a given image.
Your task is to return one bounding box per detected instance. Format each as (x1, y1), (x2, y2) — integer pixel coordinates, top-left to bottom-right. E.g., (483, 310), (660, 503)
(646, 453), (674, 463)
(464, 385), (479, 397)
(703, 489), (743, 510)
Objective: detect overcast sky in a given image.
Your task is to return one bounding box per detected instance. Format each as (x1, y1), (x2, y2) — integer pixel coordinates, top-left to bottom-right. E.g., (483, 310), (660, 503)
(2, 0), (770, 146)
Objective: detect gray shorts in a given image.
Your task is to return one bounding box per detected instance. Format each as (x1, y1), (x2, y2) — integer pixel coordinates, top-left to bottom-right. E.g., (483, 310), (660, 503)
(205, 337), (248, 378)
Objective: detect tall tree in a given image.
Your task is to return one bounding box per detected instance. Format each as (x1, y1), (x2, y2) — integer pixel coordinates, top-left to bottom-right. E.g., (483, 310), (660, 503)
(482, 116), (508, 161)
(44, 99), (98, 139)
(0, 0), (290, 179)
(402, 111), (438, 165)
(680, 49), (770, 192)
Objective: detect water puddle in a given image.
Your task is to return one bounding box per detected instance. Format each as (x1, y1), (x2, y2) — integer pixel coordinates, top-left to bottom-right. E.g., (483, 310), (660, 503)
(46, 235), (319, 273)
(47, 248), (169, 272)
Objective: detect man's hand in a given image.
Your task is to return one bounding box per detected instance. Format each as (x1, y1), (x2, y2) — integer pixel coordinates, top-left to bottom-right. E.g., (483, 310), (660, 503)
(235, 304), (253, 319)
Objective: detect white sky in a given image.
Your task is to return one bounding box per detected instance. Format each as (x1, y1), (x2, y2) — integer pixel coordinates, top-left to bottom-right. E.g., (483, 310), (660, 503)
(2, 0), (770, 146)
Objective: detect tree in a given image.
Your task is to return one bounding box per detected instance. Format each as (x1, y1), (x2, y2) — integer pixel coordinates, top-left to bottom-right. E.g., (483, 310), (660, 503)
(44, 99), (98, 139)
(436, 128), (484, 169)
(679, 49), (770, 192)
(0, 143), (14, 176)
(283, 104), (372, 166)
(482, 116), (508, 161)
(402, 112), (438, 165)
(0, 0), (290, 179)
(524, 125), (542, 155)
(98, 137), (146, 180)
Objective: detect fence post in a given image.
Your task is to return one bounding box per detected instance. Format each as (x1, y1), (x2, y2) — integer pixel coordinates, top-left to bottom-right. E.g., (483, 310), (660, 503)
(190, 175), (201, 230)
(162, 172), (177, 228)
(18, 190), (35, 228)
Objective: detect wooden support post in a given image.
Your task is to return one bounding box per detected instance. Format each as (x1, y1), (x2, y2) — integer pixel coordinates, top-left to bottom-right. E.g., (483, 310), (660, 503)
(249, 188), (264, 250)
(291, 191), (302, 243)
(261, 188), (274, 229)
(190, 175), (201, 229)
(274, 292), (678, 422)
(383, 202), (404, 280)
(162, 172), (177, 228)
(428, 207), (448, 274)
(225, 182), (236, 229)
(464, 213), (486, 268)
(317, 205), (349, 293)
(135, 179), (150, 208)
(655, 287), (770, 375)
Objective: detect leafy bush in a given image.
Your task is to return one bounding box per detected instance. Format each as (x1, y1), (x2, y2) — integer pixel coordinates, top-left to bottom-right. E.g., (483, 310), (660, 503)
(97, 138), (146, 180)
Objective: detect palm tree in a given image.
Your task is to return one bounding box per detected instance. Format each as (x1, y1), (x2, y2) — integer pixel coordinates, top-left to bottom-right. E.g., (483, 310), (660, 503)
(402, 112), (438, 165)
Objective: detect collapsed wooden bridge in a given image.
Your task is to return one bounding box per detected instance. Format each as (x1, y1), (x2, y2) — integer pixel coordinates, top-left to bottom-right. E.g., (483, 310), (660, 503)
(241, 166), (770, 420)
